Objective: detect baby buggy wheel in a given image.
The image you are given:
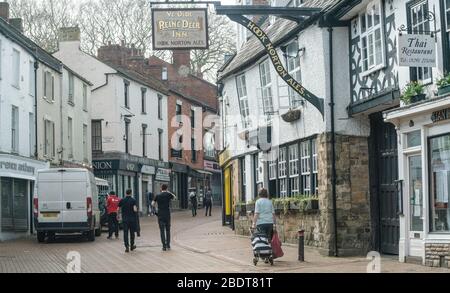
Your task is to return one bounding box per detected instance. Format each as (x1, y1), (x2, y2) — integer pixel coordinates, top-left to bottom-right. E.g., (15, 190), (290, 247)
(253, 257), (258, 266)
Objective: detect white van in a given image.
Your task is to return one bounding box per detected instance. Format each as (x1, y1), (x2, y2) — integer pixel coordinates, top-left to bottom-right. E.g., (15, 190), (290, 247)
(33, 168), (102, 242)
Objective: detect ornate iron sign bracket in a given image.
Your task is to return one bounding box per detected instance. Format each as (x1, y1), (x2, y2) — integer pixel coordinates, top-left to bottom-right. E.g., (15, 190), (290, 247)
(222, 13), (325, 116)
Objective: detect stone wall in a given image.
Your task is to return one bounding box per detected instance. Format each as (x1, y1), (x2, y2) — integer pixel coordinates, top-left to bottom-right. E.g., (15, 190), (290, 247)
(234, 210), (323, 247)
(425, 243), (450, 268)
(318, 133), (372, 256)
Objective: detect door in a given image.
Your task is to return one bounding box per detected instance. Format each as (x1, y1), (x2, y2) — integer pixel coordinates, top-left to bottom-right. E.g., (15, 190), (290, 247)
(370, 113), (399, 255)
(407, 155), (424, 257)
(61, 171), (88, 225)
(1, 178), (29, 232)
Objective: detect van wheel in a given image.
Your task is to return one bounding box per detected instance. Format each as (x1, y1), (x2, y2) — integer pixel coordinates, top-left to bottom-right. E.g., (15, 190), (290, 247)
(87, 229), (95, 242)
(47, 232), (56, 243)
(37, 232), (46, 243)
(95, 227), (102, 237)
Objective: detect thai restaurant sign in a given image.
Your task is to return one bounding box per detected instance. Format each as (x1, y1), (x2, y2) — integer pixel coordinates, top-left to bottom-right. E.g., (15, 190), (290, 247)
(152, 8), (209, 50)
(398, 33), (436, 67)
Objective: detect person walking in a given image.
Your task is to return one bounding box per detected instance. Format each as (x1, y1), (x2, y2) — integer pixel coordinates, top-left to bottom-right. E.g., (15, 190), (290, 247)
(106, 191), (120, 239)
(119, 189), (138, 253)
(251, 188), (276, 242)
(152, 184), (175, 251)
(204, 188), (213, 217)
(147, 190), (154, 216)
(189, 189), (197, 217)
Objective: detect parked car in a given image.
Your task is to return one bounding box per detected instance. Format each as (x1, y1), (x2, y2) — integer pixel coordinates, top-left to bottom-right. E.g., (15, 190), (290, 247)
(34, 168), (102, 242)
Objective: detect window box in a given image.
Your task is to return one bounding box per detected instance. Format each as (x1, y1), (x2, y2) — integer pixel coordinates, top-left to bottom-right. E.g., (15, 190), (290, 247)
(246, 202), (255, 213)
(305, 198), (319, 211)
(438, 85), (450, 96)
(409, 94), (426, 104)
(281, 109), (301, 122)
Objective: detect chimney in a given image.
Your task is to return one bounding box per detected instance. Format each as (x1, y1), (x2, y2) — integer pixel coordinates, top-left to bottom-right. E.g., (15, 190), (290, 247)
(172, 49), (190, 70)
(59, 27), (81, 42)
(0, 2), (9, 21)
(9, 18), (23, 32)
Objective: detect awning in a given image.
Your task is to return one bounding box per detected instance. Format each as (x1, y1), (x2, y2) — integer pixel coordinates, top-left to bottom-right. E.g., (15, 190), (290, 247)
(195, 169), (213, 176)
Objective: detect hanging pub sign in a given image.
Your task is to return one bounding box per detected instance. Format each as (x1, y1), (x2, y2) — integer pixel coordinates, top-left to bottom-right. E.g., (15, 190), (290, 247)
(398, 33), (436, 67)
(152, 8), (209, 50)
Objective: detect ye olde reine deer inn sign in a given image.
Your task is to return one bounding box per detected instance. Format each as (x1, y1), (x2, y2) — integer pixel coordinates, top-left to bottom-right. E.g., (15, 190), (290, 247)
(152, 8), (209, 50)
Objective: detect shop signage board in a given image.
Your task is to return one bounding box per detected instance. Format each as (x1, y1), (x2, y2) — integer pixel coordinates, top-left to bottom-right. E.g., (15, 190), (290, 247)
(155, 168), (171, 181)
(398, 33), (436, 67)
(204, 160), (221, 173)
(431, 108), (450, 123)
(152, 8), (209, 50)
(141, 165), (156, 175)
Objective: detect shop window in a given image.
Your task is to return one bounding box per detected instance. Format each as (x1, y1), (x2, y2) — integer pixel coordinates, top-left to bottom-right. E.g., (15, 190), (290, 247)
(429, 134), (450, 232)
(406, 130), (422, 148)
(407, 0), (432, 83)
(359, 0), (385, 75)
(409, 155), (423, 231)
(279, 147), (287, 197)
(240, 157), (246, 202)
(289, 144), (300, 196)
(300, 141), (311, 195)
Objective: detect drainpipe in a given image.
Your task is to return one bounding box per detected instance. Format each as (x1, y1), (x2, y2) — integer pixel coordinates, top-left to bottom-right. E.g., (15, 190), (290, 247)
(59, 64), (64, 166)
(34, 59), (39, 159)
(328, 27), (338, 257)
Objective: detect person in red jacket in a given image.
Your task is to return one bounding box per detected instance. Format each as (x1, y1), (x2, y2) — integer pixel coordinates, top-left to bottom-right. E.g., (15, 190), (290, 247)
(106, 191), (120, 239)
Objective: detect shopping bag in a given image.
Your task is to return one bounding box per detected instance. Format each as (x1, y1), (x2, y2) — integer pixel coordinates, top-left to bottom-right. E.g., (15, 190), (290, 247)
(271, 231), (284, 259)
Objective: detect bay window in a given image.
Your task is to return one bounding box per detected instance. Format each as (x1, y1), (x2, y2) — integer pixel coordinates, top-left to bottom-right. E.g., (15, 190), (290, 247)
(429, 133), (450, 232)
(360, 0), (385, 74)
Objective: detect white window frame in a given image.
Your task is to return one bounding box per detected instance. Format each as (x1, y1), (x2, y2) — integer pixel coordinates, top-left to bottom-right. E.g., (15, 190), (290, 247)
(409, 0), (432, 84)
(68, 72), (74, 104)
(279, 147), (287, 197)
(44, 71), (54, 101)
(12, 49), (20, 89)
(29, 61), (34, 96)
(44, 119), (55, 158)
(11, 106), (19, 153)
(289, 144), (300, 196)
(259, 59), (274, 119)
(300, 141), (311, 195)
(286, 42), (302, 109)
(359, 0), (386, 76)
(269, 149), (277, 180)
(236, 73), (251, 128)
(312, 139), (318, 195)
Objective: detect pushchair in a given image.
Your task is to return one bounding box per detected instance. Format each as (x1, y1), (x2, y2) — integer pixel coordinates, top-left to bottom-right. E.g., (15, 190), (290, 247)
(250, 227), (274, 266)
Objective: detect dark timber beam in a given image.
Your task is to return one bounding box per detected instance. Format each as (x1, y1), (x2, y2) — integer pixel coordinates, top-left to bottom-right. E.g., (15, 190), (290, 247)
(215, 5), (321, 17)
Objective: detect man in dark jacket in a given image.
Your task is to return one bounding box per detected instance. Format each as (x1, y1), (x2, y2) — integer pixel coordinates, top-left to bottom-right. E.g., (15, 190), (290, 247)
(119, 189), (138, 253)
(204, 189), (213, 217)
(189, 189), (197, 217)
(152, 184), (175, 251)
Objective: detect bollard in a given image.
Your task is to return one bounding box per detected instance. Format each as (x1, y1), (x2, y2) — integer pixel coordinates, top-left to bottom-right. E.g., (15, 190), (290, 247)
(298, 229), (305, 262)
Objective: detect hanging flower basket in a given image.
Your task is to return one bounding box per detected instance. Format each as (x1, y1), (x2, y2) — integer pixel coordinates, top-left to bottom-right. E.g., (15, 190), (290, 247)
(281, 109), (301, 122)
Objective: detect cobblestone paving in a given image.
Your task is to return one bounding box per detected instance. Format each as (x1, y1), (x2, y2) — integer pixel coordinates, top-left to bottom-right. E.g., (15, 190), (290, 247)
(0, 208), (449, 273)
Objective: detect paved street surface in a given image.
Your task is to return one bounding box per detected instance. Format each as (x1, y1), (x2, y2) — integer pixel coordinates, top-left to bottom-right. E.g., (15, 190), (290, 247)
(0, 208), (449, 273)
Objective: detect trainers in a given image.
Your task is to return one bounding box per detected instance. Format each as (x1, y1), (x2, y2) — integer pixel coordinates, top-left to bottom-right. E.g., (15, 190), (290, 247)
(131, 245), (137, 251)
(162, 247), (167, 251)
(167, 245), (171, 250)
(107, 236), (112, 240)
(125, 247), (130, 253)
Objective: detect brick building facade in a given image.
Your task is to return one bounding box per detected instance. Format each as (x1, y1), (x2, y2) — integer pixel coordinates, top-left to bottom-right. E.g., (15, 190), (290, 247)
(97, 45), (221, 208)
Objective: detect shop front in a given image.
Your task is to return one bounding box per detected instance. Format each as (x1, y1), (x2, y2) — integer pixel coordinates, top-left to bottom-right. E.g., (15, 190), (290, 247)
(171, 163), (188, 209)
(385, 95), (450, 268)
(154, 167), (171, 196)
(204, 160), (222, 205)
(0, 154), (49, 241)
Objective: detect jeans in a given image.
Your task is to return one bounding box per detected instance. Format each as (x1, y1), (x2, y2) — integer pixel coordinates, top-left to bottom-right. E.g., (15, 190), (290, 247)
(257, 223), (274, 243)
(191, 202), (197, 216)
(123, 221), (136, 248)
(205, 200), (212, 216)
(158, 215), (171, 248)
(108, 213), (119, 238)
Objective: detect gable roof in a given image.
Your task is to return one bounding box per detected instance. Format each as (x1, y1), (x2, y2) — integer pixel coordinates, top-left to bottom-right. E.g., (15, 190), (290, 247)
(101, 61), (170, 95)
(217, 0), (340, 81)
(0, 17), (61, 72)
